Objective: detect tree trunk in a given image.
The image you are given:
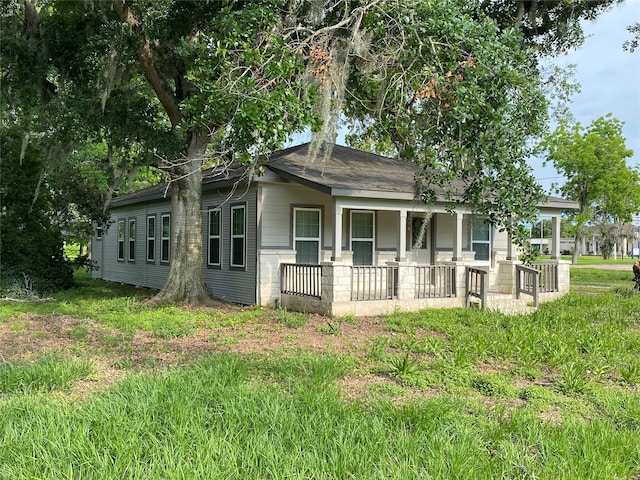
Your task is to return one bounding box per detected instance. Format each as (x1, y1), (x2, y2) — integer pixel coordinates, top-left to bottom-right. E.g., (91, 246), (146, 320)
(152, 136), (212, 305)
(572, 230), (582, 265)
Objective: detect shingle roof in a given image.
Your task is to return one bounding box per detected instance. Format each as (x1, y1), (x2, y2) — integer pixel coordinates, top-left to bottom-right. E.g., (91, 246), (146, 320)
(111, 143), (577, 210)
(266, 143), (423, 198)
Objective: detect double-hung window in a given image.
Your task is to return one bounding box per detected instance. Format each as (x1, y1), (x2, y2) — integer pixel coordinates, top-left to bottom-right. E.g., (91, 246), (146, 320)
(161, 214), (170, 263)
(471, 216), (491, 261)
(208, 208), (221, 267)
(230, 205), (245, 268)
(146, 215), (156, 262)
(294, 208), (321, 264)
(128, 218), (136, 262)
(117, 220), (125, 261)
(351, 211), (374, 265)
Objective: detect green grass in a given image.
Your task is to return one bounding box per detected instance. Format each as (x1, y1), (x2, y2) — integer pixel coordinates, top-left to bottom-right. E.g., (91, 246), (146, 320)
(0, 354), (93, 394)
(570, 268), (634, 291)
(0, 269), (639, 478)
(0, 354), (638, 479)
(0, 271), (269, 336)
(539, 254), (636, 265)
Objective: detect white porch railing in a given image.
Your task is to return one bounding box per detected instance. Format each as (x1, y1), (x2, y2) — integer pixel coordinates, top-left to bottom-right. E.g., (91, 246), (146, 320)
(415, 265), (457, 298)
(280, 264), (322, 299)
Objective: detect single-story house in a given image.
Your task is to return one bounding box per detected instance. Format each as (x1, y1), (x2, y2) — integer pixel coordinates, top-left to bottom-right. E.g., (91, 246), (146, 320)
(91, 143), (576, 315)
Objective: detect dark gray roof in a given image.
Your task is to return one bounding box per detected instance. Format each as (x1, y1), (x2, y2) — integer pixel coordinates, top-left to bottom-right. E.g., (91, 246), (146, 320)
(266, 143), (425, 199)
(111, 162), (248, 207)
(111, 143), (578, 210)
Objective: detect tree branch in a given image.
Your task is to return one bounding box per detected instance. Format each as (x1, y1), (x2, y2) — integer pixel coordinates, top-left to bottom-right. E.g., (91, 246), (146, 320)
(111, 0), (182, 129)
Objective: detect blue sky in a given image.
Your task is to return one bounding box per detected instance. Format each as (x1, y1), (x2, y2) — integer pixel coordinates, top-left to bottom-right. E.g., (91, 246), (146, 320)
(532, 0), (640, 193)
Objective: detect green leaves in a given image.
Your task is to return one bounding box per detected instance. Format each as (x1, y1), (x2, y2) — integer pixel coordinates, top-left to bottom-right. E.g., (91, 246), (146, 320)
(541, 115), (639, 223)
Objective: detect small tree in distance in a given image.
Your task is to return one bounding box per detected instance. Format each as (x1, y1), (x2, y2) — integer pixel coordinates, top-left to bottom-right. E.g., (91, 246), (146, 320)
(540, 114), (640, 264)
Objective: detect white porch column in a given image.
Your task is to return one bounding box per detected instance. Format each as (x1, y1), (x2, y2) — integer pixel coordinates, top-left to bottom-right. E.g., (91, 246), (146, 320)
(397, 209), (407, 262)
(453, 212), (463, 261)
(332, 202), (343, 262)
(506, 232), (515, 260)
(551, 215), (561, 260)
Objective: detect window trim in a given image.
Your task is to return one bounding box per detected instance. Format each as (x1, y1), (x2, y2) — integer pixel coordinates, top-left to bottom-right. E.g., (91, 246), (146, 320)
(95, 226), (103, 240)
(207, 207), (222, 268)
(230, 204), (246, 269)
(117, 219), (125, 262)
(471, 216), (492, 262)
(293, 207), (322, 265)
(146, 215), (156, 263)
(350, 210), (375, 265)
(127, 218), (136, 262)
(160, 213), (171, 264)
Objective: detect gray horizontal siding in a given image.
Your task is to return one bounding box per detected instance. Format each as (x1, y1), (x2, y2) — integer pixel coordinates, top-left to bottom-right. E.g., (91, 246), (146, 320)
(91, 187), (258, 306)
(92, 203), (170, 289)
(202, 189), (258, 305)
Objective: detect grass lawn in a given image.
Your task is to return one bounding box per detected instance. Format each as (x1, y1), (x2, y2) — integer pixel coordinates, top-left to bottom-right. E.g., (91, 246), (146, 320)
(539, 254), (638, 265)
(1, 270), (639, 479)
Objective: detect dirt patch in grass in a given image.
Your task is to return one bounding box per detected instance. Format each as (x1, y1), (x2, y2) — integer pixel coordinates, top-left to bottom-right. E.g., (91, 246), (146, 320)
(0, 310), (396, 399)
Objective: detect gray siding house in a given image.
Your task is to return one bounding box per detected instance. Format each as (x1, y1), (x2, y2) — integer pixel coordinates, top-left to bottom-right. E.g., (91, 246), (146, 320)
(92, 143), (576, 315)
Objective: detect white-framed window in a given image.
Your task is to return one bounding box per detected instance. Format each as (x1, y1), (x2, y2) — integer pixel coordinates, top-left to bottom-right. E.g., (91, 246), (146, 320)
(471, 216), (491, 261)
(208, 208), (221, 267)
(146, 215), (156, 263)
(117, 219), (125, 261)
(351, 210), (374, 265)
(294, 207), (321, 264)
(230, 204), (245, 268)
(96, 226), (103, 240)
(161, 214), (170, 263)
(128, 218), (136, 262)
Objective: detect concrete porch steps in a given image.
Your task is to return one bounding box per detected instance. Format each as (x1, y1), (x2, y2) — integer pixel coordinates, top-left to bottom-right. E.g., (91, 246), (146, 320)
(468, 291), (537, 315)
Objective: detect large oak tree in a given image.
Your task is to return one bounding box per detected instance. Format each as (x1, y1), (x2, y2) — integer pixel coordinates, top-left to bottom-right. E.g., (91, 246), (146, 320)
(2, 0), (619, 303)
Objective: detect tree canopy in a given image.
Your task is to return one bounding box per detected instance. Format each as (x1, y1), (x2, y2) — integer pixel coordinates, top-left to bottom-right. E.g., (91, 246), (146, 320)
(1, 0), (619, 301)
(540, 114), (640, 263)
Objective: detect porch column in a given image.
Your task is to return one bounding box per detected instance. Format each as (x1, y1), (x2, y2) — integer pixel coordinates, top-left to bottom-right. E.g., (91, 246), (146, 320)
(332, 202), (343, 262)
(397, 209), (407, 262)
(506, 232), (516, 260)
(551, 215), (561, 260)
(453, 212), (463, 261)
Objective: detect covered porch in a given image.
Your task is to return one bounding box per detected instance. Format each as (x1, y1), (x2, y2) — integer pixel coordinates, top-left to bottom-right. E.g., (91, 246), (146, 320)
(274, 198), (570, 317)
(279, 260), (569, 316)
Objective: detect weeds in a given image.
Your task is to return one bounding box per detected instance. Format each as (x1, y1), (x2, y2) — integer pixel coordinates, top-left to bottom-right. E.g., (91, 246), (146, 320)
(276, 307), (307, 328)
(388, 353), (419, 377)
(0, 354), (92, 394)
(620, 362), (640, 385)
(0, 267), (639, 478)
(557, 362), (590, 395)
